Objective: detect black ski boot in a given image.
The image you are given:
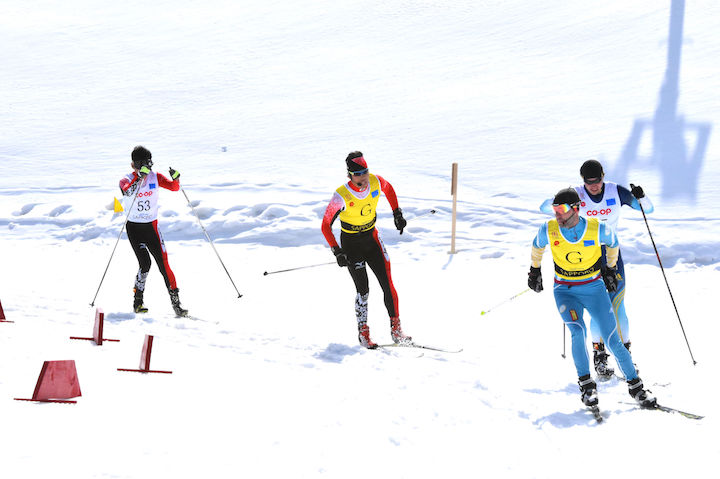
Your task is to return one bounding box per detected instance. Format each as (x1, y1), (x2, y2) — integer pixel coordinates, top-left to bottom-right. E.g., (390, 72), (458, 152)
(628, 377), (656, 408)
(578, 374), (599, 407)
(133, 288), (148, 313)
(169, 288), (188, 317)
(593, 342), (614, 380)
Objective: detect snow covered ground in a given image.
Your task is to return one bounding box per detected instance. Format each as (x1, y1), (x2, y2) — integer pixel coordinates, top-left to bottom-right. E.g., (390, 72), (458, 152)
(1, 1), (719, 477)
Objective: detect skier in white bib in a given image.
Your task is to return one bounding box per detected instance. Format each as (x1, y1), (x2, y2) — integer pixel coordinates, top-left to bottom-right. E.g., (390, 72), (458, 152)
(119, 146), (188, 316)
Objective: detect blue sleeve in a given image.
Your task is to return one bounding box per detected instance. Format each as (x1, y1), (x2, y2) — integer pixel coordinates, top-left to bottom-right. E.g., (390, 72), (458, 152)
(617, 185), (635, 207)
(539, 198), (553, 215)
(618, 185), (654, 213)
(533, 223), (549, 248)
(599, 223), (618, 248)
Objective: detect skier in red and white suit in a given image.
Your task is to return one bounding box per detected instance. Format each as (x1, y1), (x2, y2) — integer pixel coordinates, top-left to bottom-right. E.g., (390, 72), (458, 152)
(119, 146), (187, 316)
(321, 151), (410, 349)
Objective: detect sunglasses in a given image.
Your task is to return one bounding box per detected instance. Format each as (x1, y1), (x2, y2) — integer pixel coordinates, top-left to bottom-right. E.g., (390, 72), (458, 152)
(349, 168), (369, 176)
(552, 203), (576, 214)
(583, 177), (602, 185)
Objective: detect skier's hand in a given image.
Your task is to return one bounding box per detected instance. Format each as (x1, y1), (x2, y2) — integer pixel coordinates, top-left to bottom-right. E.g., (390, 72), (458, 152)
(393, 208), (407, 234)
(332, 246), (349, 267)
(602, 266), (619, 293)
(629, 183), (645, 199)
(138, 166), (151, 177)
(169, 167), (180, 180)
(528, 266), (543, 292)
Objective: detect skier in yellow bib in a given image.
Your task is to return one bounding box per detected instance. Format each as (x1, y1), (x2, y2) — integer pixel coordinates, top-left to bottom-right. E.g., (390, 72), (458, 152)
(528, 187), (657, 410)
(321, 151), (409, 348)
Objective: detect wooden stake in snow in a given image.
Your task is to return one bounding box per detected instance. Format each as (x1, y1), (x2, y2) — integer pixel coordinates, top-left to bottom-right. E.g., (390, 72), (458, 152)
(450, 162), (458, 254)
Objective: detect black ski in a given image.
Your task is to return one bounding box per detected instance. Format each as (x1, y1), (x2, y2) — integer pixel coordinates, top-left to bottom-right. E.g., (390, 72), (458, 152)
(378, 342), (463, 353)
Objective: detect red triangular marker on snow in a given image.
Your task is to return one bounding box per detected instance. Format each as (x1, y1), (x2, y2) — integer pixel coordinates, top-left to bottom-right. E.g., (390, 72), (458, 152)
(14, 360), (82, 403)
(118, 335), (172, 374)
(70, 307), (119, 345)
(0, 299), (13, 323)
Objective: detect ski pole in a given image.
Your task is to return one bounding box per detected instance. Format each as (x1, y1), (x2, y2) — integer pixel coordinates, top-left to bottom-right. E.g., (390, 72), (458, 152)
(263, 262), (335, 276)
(480, 288), (530, 316)
(561, 323), (566, 359)
(90, 187), (141, 306)
(631, 184), (696, 365)
(181, 186), (243, 298)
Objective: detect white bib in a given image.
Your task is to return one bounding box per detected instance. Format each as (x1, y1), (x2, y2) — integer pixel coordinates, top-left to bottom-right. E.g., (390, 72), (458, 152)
(125, 171), (161, 223)
(574, 182), (622, 231)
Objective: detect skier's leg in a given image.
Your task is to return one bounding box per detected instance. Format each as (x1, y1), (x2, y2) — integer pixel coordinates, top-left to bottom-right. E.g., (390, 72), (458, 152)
(554, 285), (591, 378)
(145, 220), (177, 291)
(585, 281), (637, 381)
(610, 252), (630, 345)
(341, 234), (375, 347)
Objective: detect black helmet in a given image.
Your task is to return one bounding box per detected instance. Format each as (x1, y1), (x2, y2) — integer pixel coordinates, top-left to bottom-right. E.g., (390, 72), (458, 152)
(580, 159), (603, 181)
(553, 187), (580, 208)
(131, 146), (153, 169)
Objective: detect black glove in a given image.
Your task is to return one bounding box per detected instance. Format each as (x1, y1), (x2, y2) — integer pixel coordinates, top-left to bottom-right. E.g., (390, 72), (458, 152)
(602, 266), (619, 293)
(331, 246), (349, 267)
(169, 167), (180, 180)
(528, 266), (543, 292)
(393, 208), (407, 234)
(629, 183), (645, 199)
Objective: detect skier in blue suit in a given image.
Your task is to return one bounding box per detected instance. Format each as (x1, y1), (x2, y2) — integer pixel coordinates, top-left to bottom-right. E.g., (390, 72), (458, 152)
(529, 187), (656, 409)
(539, 160), (653, 379)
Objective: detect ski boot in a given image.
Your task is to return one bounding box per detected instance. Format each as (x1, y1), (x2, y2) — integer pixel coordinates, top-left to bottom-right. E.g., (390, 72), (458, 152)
(578, 374), (599, 407)
(628, 377), (656, 408)
(169, 288), (188, 317)
(358, 322), (378, 349)
(390, 317), (412, 344)
(593, 342), (614, 380)
(133, 288), (148, 313)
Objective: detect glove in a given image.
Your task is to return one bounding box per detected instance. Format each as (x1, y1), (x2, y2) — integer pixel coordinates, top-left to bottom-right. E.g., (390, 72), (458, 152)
(169, 167), (180, 180)
(528, 266), (543, 292)
(331, 246), (349, 267)
(602, 266), (619, 293)
(393, 208), (407, 234)
(138, 165), (151, 177)
(629, 183), (645, 199)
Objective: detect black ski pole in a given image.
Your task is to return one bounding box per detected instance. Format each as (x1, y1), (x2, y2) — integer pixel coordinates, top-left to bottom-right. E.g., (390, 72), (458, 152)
(562, 323), (566, 359)
(263, 262), (335, 276)
(631, 184), (697, 365)
(90, 186), (141, 306)
(181, 186), (243, 298)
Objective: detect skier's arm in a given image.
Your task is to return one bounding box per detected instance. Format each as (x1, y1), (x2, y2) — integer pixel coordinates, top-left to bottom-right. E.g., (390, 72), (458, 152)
(539, 198), (554, 215)
(157, 173), (180, 191)
(531, 223), (549, 267)
(119, 173), (140, 196)
(321, 193), (344, 248)
(376, 175), (400, 211)
(618, 185), (654, 214)
(599, 223), (619, 267)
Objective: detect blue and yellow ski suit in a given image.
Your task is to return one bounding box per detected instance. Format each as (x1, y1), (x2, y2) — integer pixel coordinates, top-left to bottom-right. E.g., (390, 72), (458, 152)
(532, 216), (638, 381)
